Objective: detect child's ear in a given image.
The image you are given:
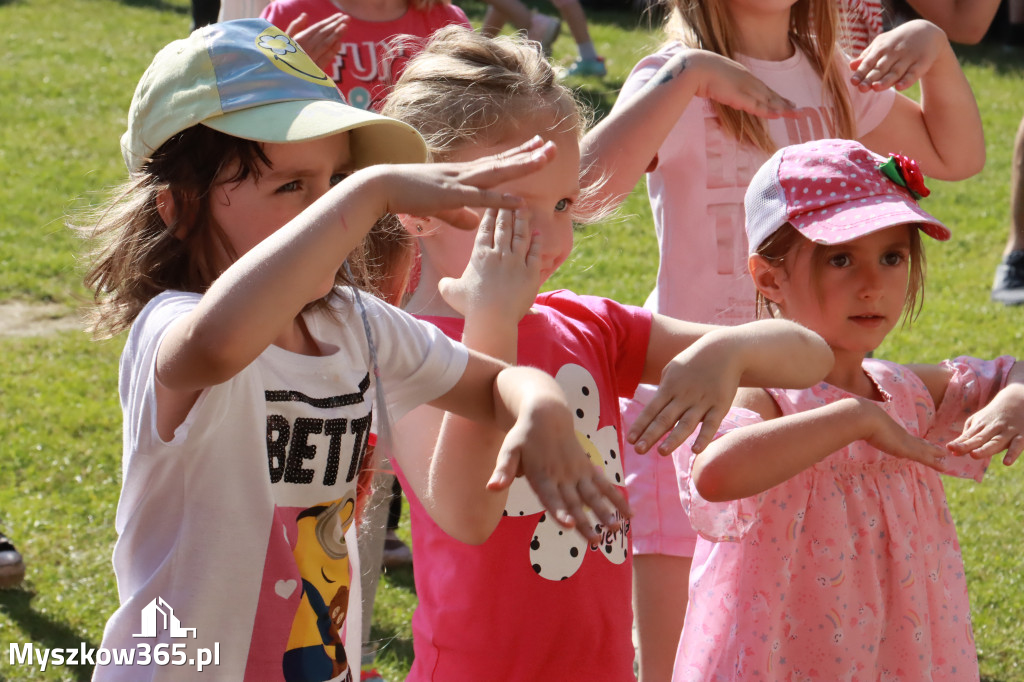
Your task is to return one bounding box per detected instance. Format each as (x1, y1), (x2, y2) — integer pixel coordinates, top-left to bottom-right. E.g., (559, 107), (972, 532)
(155, 188), (177, 230)
(749, 254), (785, 305)
(397, 214), (431, 236)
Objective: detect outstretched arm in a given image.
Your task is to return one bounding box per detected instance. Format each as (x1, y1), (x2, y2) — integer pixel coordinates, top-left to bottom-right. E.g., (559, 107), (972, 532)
(947, 360), (1024, 466)
(420, 355), (628, 544)
(692, 392), (948, 502)
(627, 317), (834, 456)
(580, 49), (795, 211)
(157, 139), (555, 396)
(855, 20), (985, 180)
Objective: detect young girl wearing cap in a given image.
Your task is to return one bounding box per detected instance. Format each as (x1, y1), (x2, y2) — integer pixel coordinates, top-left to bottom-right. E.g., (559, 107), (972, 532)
(79, 19), (635, 682)
(579, 1), (984, 676)
(376, 27), (834, 681)
(673, 138), (1023, 680)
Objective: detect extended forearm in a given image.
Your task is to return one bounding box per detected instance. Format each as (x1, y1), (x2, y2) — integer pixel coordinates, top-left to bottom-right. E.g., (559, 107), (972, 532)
(693, 398), (868, 502)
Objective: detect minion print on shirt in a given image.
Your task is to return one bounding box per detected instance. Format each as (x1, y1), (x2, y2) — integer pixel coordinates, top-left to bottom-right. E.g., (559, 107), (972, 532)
(244, 370), (373, 682)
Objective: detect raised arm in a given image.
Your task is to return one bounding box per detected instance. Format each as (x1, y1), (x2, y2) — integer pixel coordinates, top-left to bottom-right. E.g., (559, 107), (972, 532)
(157, 139), (555, 396)
(855, 20), (985, 180)
(692, 392), (947, 502)
(580, 49), (795, 211)
(627, 316), (834, 456)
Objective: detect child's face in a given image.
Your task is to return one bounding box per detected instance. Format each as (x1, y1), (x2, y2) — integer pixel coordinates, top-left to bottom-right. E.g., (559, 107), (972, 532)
(428, 125), (579, 286)
(767, 225), (914, 355)
(210, 132), (354, 270)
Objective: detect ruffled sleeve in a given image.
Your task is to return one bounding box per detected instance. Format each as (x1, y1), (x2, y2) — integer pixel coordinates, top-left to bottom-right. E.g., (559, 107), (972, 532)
(925, 355), (1017, 482)
(673, 407), (767, 542)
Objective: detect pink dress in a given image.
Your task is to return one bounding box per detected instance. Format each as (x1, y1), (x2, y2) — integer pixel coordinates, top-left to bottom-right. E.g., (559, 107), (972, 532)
(673, 357), (1015, 682)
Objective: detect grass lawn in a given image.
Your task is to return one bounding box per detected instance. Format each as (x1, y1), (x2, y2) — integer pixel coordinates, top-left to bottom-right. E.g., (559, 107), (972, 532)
(1, 0), (1022, 679)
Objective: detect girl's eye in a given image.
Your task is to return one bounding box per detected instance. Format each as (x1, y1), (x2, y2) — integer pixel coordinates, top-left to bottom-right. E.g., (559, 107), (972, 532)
(827, 253), (852, 268)
(881, 251), (906, 266)
(330, 173), (350, 187)
(555, 198), (571, 213)
(276, 180), (300, 193)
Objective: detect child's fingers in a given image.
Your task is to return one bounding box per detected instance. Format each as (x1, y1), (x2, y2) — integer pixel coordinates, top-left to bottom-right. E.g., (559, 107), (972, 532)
(459, 140), (557, 187)
(508, 209), (532, 258)
(553, 481), (598, 541)
(573, 476), (621, 532)
(476, 208), (497, 248)
(897, 438), (947, 471)
(689, 405), (728, 454)
(655, 402), (705, 455)
(625, 394), (671, 453)
(585, 473), (631, 522)
(487, 443), (521, 490)
(1004, 435), (1024, 466)
(492, 207), (515, 254)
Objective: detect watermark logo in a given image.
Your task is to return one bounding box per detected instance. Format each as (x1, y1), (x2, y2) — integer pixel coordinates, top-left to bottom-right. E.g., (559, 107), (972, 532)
(133, 597), (196, 639)
(9, 596), (219, 673)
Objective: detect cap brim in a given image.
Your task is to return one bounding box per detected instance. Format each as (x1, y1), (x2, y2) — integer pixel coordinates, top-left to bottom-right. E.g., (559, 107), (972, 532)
(203, 99), (427, 166)
(792, 193), (950, 245)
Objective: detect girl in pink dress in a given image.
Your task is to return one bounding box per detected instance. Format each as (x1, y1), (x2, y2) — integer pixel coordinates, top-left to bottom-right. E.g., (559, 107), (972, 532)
(674, 138), (1024, 681)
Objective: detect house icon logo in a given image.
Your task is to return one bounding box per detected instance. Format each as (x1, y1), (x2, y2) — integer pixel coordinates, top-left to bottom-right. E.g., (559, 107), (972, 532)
(132, 597), (197, 639)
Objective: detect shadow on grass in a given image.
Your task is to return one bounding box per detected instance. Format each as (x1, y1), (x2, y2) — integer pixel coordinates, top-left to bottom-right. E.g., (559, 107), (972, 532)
(0, 588), (97, 682)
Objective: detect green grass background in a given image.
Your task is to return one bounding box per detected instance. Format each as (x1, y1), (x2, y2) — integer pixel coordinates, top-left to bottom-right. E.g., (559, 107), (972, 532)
(0, 0), (1022, 679)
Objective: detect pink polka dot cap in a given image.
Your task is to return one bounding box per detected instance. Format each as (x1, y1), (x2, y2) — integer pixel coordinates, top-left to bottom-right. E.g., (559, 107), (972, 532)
(744, 138), (950, 254)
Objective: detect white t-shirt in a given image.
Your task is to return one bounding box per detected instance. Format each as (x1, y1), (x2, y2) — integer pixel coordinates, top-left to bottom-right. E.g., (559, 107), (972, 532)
(94, 289), (467, 682)
(621, 43), (896, 326)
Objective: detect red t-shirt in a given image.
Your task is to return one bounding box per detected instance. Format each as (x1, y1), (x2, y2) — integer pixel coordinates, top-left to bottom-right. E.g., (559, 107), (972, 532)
(262, 0), (470, 110)
(396, 290), (652, 681)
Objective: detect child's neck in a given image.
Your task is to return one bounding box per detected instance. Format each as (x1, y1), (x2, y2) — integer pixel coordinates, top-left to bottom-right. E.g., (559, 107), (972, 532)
(404, 260), (462, 319)
(825, 348), (884, 400)
(328, 0), (407, 22)
(730, 8), (796, 61)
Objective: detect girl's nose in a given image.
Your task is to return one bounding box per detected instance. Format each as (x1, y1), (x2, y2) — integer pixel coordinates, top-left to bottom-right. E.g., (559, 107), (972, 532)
(857, 266), (884, 298)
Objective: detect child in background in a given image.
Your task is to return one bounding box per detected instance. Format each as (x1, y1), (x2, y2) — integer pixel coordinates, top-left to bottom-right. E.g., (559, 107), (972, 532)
(481, 0), (607, 77)
(676, 138), (1023, 680)
(580, 0), (985, 676)
(78, 19), (629, 681)
(380, 26), (834, 681)
(261, 0), (470, 110)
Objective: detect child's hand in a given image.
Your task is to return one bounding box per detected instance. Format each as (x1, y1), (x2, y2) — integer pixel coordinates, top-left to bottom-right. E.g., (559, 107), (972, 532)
(287, 12), (348, 73)
(439, 208), (542, 325)
(683, 50), (797, 119)
(384, 136), (556, 230)
(487, 387), (631, 541)
(857, 398), (948, 470)
(946, 383), (1024, 466)
(849, 20), (949, 92)
(627, 344), (740, 457)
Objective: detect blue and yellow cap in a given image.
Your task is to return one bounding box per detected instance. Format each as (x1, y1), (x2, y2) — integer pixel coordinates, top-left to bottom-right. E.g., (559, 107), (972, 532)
(121, 19), (426, 172)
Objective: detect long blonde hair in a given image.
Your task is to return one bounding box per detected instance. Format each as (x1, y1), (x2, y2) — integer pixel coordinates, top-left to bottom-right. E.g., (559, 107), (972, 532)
(664, 0), (855, 155)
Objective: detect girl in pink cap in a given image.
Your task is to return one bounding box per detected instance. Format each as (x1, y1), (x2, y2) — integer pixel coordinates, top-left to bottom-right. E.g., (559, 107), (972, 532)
(673, 138), (1024, 681)
(580, 0), (986, 676)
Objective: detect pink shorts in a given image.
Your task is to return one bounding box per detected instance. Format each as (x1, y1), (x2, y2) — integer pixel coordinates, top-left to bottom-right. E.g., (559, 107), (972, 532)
(620, 385), (697, 558)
